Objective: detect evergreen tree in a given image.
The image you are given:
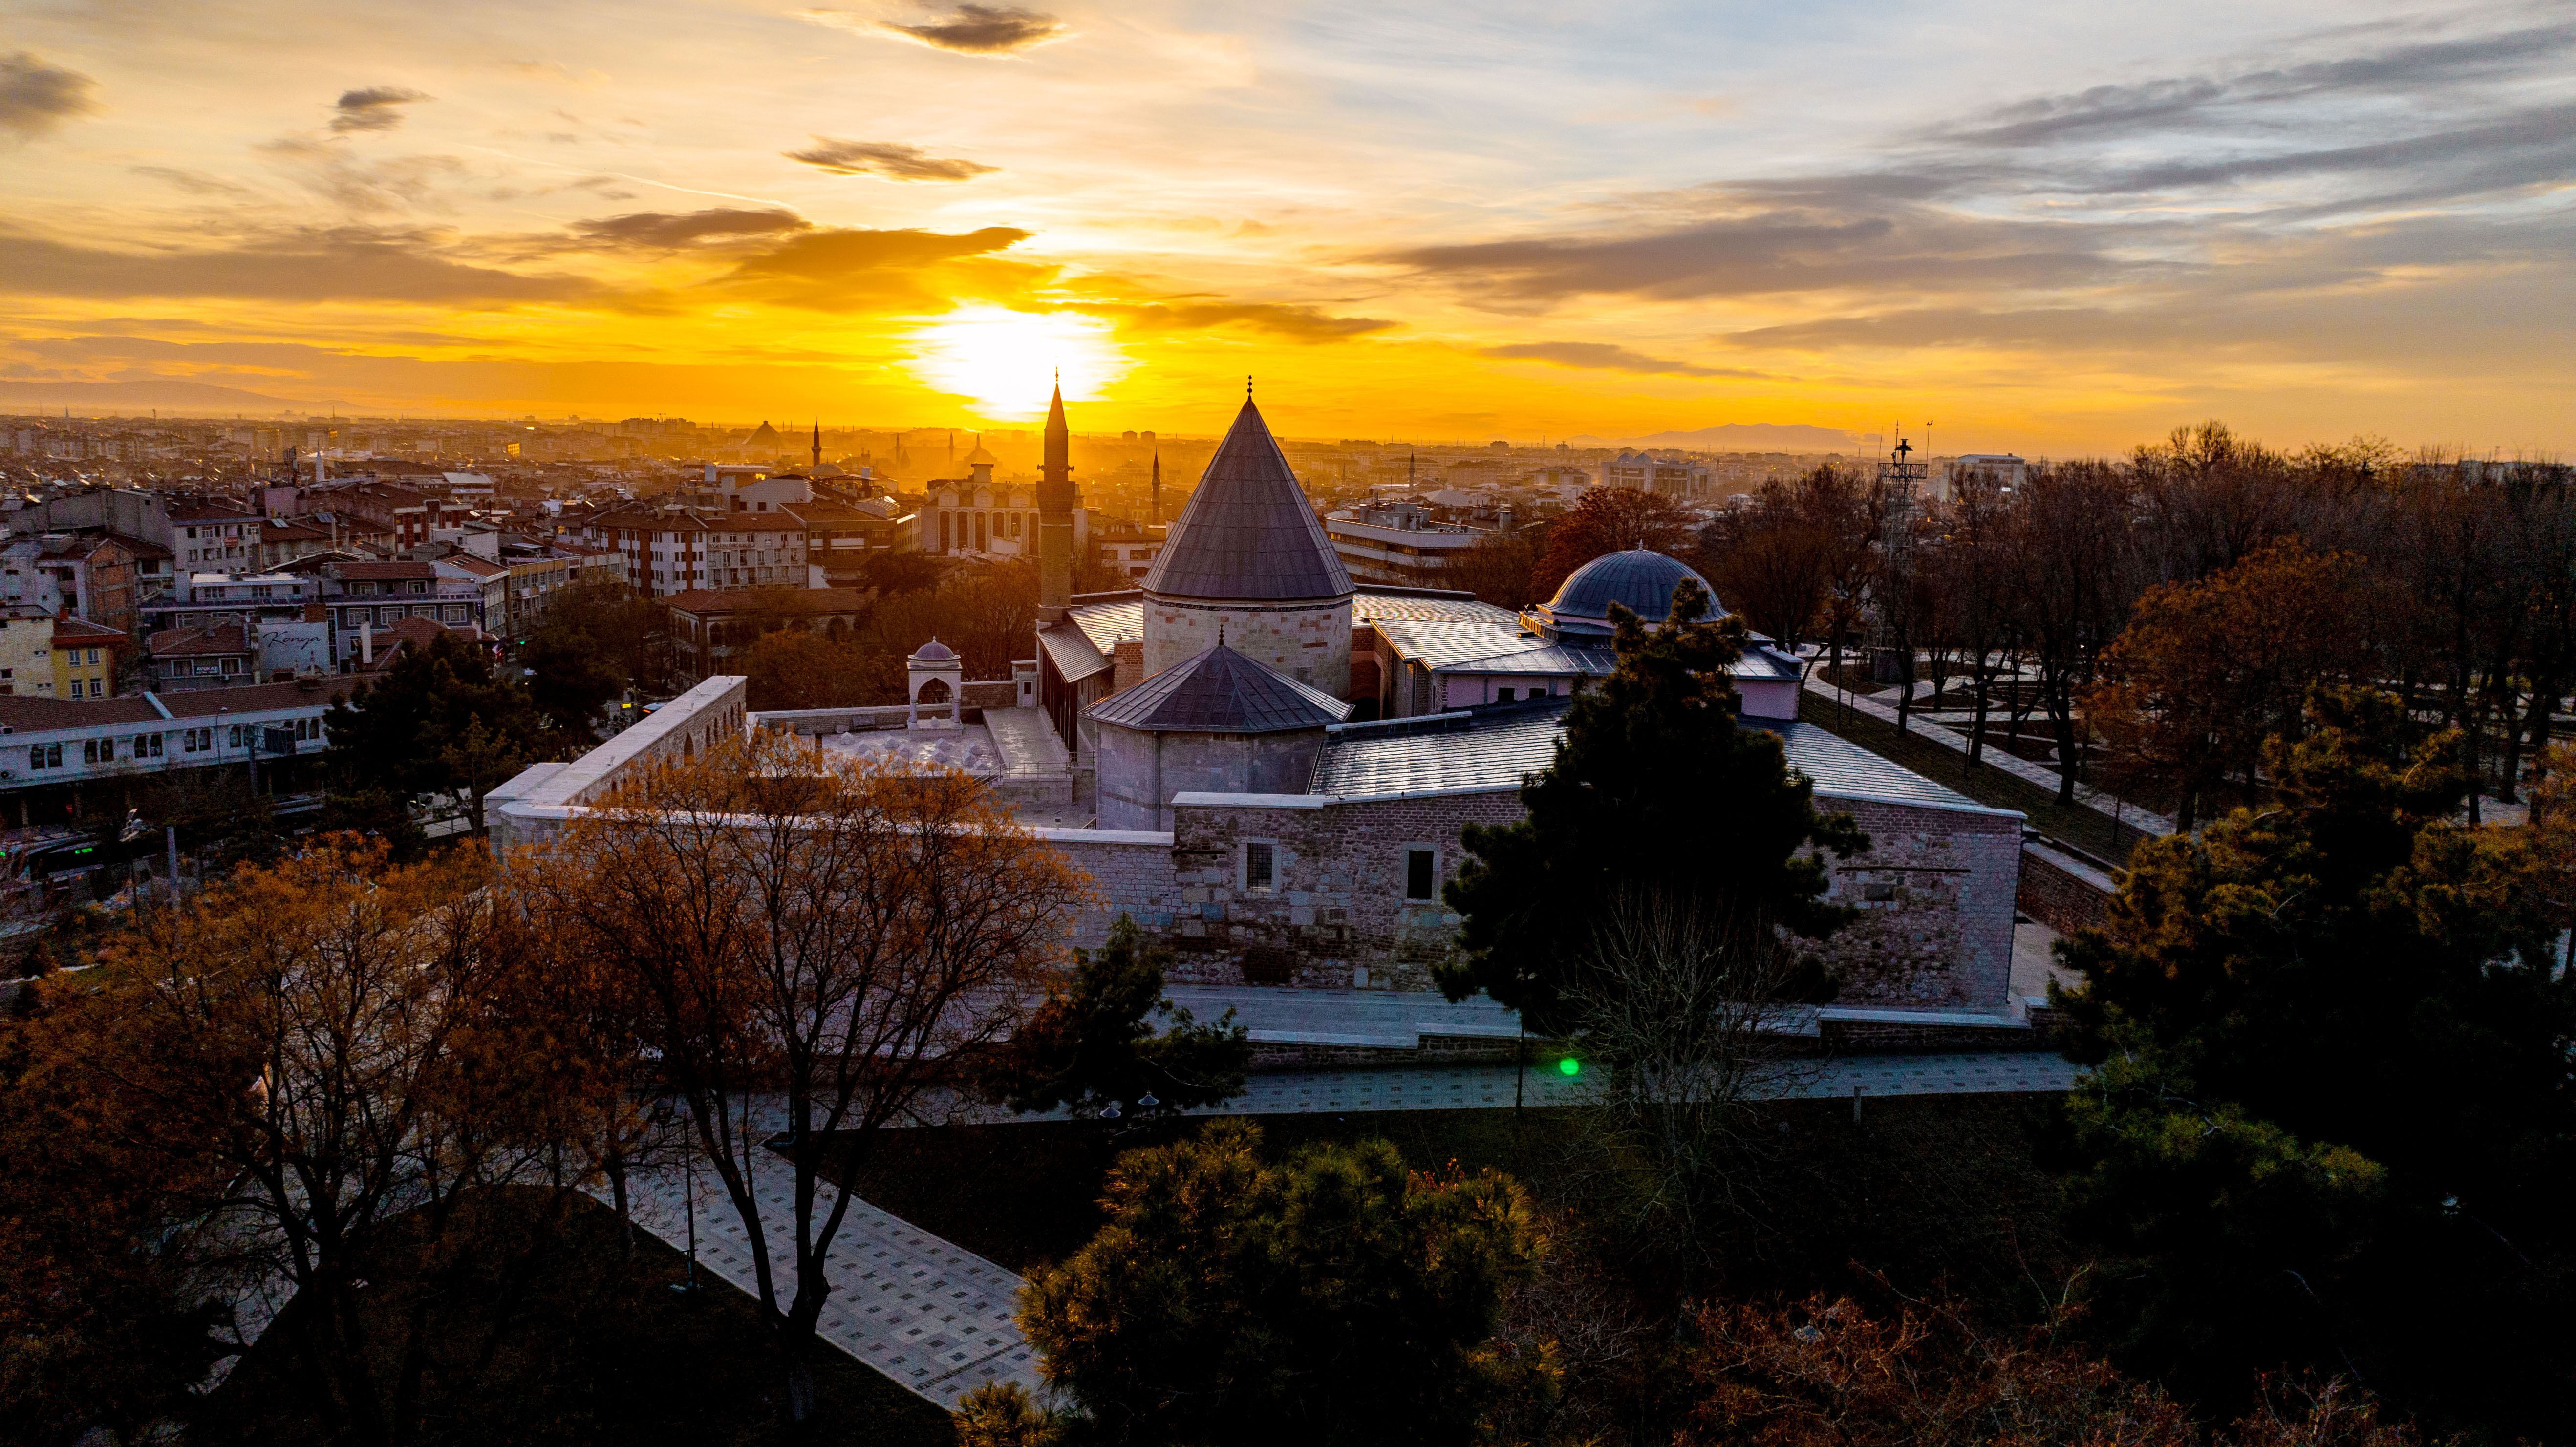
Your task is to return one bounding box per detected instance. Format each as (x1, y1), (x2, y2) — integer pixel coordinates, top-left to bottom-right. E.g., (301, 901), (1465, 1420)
(2050, 687), (2576, 1436)
(977, 915), (1250, 1120)
(324, 631), (543, 831)
(1005, 1121), (1550, 1447)
(1438, 577), (1866, 1031)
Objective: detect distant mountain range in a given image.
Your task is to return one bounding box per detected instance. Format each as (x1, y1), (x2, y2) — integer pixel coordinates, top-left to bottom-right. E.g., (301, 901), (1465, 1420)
(1568, 423), (1859, 452)
(0, 378), (304, 411)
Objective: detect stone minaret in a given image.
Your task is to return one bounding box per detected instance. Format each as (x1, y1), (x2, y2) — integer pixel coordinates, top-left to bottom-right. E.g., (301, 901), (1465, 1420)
(810, 420), (821, 471)
(1037, 382), (1076, 622)
(1150, 450), (1160, 523)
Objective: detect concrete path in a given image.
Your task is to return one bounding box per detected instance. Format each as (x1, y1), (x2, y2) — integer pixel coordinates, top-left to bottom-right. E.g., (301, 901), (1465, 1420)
(1161, 982), (1522, 1048)
(1802, 674), (2177, 836)
(606, 1155), (1044, 1411)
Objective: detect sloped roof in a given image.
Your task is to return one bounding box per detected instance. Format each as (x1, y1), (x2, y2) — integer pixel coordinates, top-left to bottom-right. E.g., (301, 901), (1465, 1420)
(52, 617), (124, 643)
(1141, 400), (1352, 602)
(1086, 644), (1353, 734)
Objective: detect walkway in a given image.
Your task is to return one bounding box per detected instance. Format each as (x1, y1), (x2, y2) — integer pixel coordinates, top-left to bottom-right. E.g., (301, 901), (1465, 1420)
(1802, 675), (2178, 836)
(606, 1155), (1044, 1411)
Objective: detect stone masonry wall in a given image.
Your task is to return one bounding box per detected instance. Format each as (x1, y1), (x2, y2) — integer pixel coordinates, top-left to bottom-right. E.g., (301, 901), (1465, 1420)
(1037, 787), (2021, 1010)
(1142, 595), (1352, 695)
(2018, 841), (2115, 936)
(1158, 791), (1527, 990)
(1809, 798), (2022, 1009)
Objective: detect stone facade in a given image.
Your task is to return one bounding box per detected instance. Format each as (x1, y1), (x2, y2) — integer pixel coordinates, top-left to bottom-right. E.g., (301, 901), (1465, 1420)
(1092, 724), (1333, 830)
(1141, 593), (1352, 694)
(2017, 840), (2116, 936)
(1810, 798), (2023, 1009)
(1040, 783), (2019, 1011)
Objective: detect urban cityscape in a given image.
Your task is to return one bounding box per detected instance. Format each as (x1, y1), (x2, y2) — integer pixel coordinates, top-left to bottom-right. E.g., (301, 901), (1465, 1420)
(1, 2), (2570, 1446)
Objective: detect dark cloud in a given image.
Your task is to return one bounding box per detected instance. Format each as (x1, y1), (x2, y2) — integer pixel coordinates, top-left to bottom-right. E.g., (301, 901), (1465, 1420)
(718, 224), (1036, 309)
(1073, 300), (1395, 342)
(806, 4), (1069, 56)
(784, 137), (998, 181)
(0, 227), (595, 305)
(569, 208), (811, 249)
(0, 51), (99, 140)
(330, 85), (431, 134)
(1480, 341), (1766, 378)
(1377, 209), (2124, 304)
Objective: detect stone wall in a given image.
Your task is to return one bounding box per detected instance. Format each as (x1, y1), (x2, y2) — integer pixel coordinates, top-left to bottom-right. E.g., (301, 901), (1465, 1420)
(2018, 840), (2115, 936)
(1813, 798), (2023, 1009)
(1153, 790), (1528, 990)
(1093, 724), (1334, 830)
(1142, 593), (1352, 695)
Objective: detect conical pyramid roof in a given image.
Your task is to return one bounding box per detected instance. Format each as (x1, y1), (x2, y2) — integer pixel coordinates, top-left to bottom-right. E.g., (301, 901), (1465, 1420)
(1142, 399), (1352, 601)
(1085, 644), (1353, 734)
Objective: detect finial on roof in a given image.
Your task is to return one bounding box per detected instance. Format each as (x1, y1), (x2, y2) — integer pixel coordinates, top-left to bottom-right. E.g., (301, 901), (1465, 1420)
(1245, 374), (1253, 399)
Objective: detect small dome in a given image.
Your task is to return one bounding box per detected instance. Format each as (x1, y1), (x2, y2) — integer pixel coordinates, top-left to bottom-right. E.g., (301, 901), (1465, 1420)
(1546, 549), (1716, 623)
(908, 637), (957, 663)
(964, 445), (998, 466)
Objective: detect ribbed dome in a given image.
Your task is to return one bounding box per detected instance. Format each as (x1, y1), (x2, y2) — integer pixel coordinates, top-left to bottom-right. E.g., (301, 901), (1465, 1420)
(1549, 550), (1714, 621)
(908, 638), (957, 663)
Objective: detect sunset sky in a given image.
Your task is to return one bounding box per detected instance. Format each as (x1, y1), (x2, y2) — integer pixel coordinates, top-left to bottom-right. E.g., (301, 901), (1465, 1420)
(1, 0), (2569, 453)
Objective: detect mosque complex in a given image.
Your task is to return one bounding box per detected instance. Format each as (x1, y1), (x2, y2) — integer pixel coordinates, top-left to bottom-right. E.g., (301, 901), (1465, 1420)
(495, 385), (2039, 1039)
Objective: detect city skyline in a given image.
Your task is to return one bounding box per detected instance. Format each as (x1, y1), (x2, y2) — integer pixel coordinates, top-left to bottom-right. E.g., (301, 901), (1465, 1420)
(2, 0), (2569, 454)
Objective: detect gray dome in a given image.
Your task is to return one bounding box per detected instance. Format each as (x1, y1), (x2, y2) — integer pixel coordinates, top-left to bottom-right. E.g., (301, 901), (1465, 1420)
(1545, 549), (1715, 624)
(908, 638), (957, 663)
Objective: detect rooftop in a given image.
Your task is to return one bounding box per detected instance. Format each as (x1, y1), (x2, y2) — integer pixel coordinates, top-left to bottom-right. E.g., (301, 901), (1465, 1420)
(1310, 698), (2013, 815)
(1087, 643), (1354, 734)
(1141, 399), (1352, 602)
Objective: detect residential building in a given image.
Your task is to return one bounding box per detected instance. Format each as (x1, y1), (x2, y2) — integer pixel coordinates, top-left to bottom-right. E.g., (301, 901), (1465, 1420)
(0, 605), (57, 696)
(1600, 451), (1712, 498)
(1322, 503), (1488, 587)
(0, 532), (143, 634)
(917, 445), (1093, 559)
(1092, 518), (1165, 581)
(51, 617), (122, 700)
(567, 502), (713, 599)
(663, 588), (871, 683)
(0, 680), (341, 795)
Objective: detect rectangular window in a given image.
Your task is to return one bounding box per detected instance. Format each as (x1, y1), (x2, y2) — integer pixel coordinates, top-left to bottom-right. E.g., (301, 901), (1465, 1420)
(1243, 840), (1275, 891)
(150, 734), (164, 757)
(1495, 687), (1516, 702)
(86, 679), (100, 698)
(221, 658), (241, 675)
(82, 739), (100, 765)
(85, 648), (99, 665)
(26, 745), (40, 770)
(1405, 847), (1437, 902)
(43, 743), (59, 768)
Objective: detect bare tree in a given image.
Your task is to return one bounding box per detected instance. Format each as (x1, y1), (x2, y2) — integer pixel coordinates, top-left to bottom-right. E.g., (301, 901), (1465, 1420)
(526, 730), (1087, 1426)
(1562, 894), (1823, 1258)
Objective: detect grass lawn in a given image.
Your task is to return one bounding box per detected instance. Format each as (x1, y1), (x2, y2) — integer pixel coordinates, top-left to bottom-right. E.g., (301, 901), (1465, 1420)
(824, 1090), (2075, 1321)
(1799, 690), (2153, 863)
(199, 1186), (955, 1447)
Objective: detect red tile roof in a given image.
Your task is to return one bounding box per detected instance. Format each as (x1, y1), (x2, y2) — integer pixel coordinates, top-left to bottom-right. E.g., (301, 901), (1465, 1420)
(155, 679), (353, 717)
(51, 618), (124, 644)
(148, 624), (249, 657)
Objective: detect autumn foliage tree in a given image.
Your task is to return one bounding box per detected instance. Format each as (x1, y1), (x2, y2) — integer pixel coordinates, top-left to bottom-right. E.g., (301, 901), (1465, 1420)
(525, 730), (1087, 1426)
(1, 838), (579, 1444)
(1528, 485), (1693, 604)
(2086, 538), (2394, 829)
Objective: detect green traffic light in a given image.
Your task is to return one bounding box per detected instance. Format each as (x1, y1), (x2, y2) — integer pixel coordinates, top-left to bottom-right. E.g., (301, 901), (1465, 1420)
(1557, 1057), (1580, 1077)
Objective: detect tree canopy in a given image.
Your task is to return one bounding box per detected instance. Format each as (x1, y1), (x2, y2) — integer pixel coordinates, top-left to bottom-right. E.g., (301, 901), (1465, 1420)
(322, 630), (543, 835)
(1528, 486), (1693, 605)
(2050, 687), (2576, 1435)
(977, 915), (1250, 1121)
(1439, 577), (1866, 1031)
(1001, 1120), (1550, 1447)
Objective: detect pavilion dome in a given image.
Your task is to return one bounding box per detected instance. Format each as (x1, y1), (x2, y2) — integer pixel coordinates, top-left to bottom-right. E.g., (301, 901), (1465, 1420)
(1524, 549), (1718, 639)
(908, 637), (957, 663)
(964, 444), (998, 466)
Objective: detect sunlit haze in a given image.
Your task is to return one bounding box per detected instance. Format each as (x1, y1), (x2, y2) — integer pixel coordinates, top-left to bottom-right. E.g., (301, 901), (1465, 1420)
(1, 0), (2569, 451)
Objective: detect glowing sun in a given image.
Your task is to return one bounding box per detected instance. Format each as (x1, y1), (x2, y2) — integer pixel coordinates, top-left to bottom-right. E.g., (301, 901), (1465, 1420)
(905, 307), (1130, 420)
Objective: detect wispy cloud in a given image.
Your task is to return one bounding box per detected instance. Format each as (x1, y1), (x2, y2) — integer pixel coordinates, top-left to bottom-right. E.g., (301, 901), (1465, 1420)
(802, 4), (1070, 57)
(1072, 299), (1396, 342)
(0, 226), (593, 305)
(783, 136), (998, 181)
(330, 85), (431, 134)
(0, 52), (99, 141)
(568, 207), (812, 249)
(1481, 341), (1766, 378)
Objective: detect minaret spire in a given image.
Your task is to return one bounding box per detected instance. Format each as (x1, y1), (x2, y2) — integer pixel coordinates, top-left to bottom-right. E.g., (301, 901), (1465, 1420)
(811, 419), (821, 471)
(1150, 450), (1161, 523)
(1037, 379), (1076, 621)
